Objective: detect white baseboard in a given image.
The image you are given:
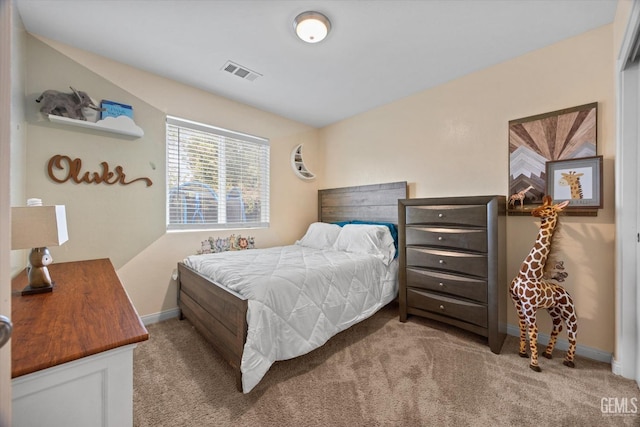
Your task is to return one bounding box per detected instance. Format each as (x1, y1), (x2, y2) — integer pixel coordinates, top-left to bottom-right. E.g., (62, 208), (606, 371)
(506, 324), (612, 364)
(140, 307), (181, 326)
(611, 357), (622, 375)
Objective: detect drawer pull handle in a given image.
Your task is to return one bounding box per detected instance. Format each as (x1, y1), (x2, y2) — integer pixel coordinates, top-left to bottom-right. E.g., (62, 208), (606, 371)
(439, 282), (444, 287)
(439, 305), (445, 310)
(438, 236), (443, 241)
(439, 259), (444, 264)
(438, 213), (444, 218)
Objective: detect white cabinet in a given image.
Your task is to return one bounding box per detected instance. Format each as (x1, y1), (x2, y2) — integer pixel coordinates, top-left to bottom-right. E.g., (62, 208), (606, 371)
(10, 259), (148, 427)
(12, 345), (138, 427)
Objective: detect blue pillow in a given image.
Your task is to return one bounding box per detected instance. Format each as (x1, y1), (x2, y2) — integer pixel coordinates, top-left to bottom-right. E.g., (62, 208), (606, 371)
(332, 221), (351, 227)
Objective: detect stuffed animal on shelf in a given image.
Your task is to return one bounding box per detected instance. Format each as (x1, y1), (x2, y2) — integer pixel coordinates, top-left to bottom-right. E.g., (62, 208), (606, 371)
(36, 86), (103, 121)
(509, 185), (534, 209)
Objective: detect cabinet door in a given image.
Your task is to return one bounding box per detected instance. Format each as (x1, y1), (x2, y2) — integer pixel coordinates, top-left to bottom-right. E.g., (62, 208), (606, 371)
(12, 345), (135, 427)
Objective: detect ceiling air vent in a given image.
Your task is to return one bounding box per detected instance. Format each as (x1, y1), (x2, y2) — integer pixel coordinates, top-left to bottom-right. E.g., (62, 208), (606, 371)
(222, 61), (261, 82)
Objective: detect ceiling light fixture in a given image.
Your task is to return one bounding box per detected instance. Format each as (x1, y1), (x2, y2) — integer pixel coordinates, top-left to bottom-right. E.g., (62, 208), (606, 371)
(294, 11), (331, 43)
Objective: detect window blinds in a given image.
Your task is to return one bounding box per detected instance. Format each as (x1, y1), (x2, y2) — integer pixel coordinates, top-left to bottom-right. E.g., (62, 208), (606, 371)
(166, 116), (270, 230)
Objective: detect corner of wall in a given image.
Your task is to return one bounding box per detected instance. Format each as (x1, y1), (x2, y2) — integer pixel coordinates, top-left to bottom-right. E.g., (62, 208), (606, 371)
(10, 0), (28, 276)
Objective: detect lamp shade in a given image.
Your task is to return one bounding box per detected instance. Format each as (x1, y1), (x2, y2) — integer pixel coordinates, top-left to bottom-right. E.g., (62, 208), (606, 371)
(294, 11), (331, 43)
(11, 205), (68, 250)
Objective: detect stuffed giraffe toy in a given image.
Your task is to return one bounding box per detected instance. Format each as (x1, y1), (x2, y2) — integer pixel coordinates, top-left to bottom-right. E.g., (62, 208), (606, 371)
(509, 195), (578, 372)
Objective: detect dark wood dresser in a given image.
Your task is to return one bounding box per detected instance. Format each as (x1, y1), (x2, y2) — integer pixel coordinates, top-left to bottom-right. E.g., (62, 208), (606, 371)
(398, 196), (507, 353)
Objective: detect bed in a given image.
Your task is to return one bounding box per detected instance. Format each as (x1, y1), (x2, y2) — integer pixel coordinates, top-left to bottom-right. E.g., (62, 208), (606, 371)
(177, 181), (407, 392)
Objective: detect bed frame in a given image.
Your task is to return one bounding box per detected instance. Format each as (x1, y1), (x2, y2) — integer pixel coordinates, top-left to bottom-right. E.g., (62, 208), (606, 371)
(177, 181), (407, 391)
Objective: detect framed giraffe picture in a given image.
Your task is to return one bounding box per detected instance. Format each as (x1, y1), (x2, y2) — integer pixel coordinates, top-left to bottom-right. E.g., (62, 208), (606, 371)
(546, 155), (603, 209)
(508, 102), (597, 211)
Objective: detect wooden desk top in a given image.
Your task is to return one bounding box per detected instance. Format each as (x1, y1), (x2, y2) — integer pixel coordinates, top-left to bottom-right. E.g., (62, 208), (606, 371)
(11, 258), (149, 378)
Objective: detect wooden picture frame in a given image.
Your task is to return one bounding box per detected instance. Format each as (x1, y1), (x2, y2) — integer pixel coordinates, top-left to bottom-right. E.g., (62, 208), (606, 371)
(546, 155), (603, 209)
(508, 102), (597, 212)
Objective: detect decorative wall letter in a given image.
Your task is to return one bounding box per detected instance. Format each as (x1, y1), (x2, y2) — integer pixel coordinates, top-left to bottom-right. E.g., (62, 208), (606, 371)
(47, 154), (153, 187)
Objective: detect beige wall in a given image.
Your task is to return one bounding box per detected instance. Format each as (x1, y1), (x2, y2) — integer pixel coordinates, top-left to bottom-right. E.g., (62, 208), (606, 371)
(614, 0), (634, 59)
(320, 25), (616, 354)
(20, 35), (322, 318)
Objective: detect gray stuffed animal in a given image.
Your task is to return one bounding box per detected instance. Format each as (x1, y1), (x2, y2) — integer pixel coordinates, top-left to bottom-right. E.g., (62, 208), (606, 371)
(36, 86), (103, 121)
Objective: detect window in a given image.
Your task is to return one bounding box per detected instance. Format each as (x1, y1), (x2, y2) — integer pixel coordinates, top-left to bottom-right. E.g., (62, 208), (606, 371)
(166, 116), (269, 230)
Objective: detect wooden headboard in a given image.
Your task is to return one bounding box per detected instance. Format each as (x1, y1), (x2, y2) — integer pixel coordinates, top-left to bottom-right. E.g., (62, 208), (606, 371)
(318, 181), (408, 224)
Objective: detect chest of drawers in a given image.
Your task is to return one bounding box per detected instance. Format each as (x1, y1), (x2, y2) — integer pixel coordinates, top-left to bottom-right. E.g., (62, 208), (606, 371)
(398, 196), (507, 354)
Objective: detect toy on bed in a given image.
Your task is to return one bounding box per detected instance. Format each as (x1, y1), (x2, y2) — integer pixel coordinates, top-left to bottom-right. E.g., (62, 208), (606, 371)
(197, 234), (255, 254)
(509, 195), (578, 371)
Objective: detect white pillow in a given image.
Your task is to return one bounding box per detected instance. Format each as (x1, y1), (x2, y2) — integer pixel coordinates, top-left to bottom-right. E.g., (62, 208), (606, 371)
(333, 224), (396, 265)
(295, 222), (342, 249)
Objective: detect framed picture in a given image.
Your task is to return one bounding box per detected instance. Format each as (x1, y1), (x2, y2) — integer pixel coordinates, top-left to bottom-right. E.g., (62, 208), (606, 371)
(509, 102), (597, 208)
(546, 155), (603, 209)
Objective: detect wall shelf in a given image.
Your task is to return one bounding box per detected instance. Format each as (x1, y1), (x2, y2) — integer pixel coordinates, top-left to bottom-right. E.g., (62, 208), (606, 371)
(47, 114), (144, 138)
(291, 143), (315, 181)
(508, 207), (598, 217)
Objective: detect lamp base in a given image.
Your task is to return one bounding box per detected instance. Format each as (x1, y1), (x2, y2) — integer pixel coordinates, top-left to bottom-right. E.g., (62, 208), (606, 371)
(21, 282), (54, 296)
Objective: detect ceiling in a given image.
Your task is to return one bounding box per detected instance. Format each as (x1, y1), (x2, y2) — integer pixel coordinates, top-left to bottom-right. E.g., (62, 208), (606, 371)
(15, 0), (618, 128)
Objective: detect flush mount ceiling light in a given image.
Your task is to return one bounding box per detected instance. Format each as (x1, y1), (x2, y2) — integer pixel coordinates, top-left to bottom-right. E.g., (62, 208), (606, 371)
(294, 11), (331, 43)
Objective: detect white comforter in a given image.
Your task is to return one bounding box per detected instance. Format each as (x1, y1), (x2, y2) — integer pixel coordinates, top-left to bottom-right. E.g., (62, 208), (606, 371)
(183, 244), (398, 393)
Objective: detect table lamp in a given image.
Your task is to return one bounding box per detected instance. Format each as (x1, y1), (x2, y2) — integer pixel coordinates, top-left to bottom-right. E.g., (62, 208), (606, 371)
(11, 201), (68, 296)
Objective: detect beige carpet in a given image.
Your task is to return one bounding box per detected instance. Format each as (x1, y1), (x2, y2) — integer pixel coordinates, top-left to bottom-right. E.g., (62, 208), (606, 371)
(133, 302), (639, 426)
